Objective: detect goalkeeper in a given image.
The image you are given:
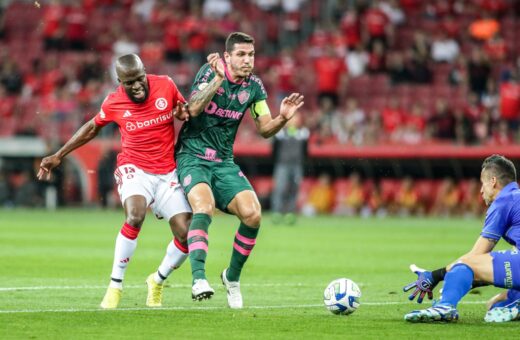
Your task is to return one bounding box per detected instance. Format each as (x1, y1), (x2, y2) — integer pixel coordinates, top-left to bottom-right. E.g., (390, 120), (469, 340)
(403, 154), (520, 323)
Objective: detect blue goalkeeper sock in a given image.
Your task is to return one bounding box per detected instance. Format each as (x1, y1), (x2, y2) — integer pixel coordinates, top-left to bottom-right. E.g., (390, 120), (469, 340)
(439, 263), (474, 308)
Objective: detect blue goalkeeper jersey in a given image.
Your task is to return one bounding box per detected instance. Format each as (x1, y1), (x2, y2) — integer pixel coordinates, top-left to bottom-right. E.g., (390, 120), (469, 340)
(481, 182), (520, 247)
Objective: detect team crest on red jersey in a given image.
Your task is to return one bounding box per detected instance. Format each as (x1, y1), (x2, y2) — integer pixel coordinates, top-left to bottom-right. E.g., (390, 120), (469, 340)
(155, 98), (168, 111)
(237, 90), (250, 104)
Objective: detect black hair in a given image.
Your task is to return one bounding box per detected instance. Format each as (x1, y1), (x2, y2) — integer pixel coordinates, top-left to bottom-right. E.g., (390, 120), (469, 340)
(225, 32), (255, 53)
(481, 154), (517, 186)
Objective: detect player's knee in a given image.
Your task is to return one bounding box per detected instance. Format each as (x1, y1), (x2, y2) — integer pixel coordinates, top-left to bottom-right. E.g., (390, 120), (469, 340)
(126, 209), (146, 228)
(240, 208), (262, 227)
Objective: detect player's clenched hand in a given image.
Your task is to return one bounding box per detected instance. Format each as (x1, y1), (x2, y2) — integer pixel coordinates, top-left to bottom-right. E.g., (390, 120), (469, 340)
(174, 101), (189, 121)
(37, 155), (61, 181)
(280, 93), (304, 121)
(403, 264), (436, 303)
(207, 53), (225, 78)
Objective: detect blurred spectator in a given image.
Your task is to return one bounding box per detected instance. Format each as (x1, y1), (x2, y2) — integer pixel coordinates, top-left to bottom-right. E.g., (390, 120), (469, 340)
(334, 172), (365, 216)
(64, 2), (88, 50)
(271, 115), (309, 225)
(361, 180), (387, 218)
(448, 55), (468, 86)
(273, 48), (299, 104)
(0, 58), (23, 95)
(340, 8), (362, 50)
(132, 0), (156, 23)
(459, 178), (484, 218)
(367, 40), (387, 73)
(313, 45), (348, 108)
(431, 31), (460, 64)
(484, 32), (507, 62)
(42, 0), (65, 50)
(440, 14), (462, 39)
(301, 173), (335, 216)
(473, 109), (493, 145)
(394, 176), (421, 216)
(381, 97), (402, 138)
(491, 119), (513, 145)
(345, 44), (369, 78)
(362, 0), (392, 50)
(0, 84), (16, 119)
(399, 102), (425, 144)
(467, 48), (491, 97)
(427, 99), (455, 141)
(203, 0), (232, 19)
(431, 178), (460, 216)
(379, 0), (405, 26)
(499, 75), (520, 132)
(481, 79), (499, 111)
(387, 51), (411, 84)
(363, 109), (383, 145)
(453, 108), (474, 145)
(160, 9), (184, 63)
(469, 11), (500, 41)
(331, 98), (365, 145)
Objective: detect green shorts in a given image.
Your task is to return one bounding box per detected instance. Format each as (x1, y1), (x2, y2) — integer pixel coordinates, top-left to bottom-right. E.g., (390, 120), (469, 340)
(176, 155), (254, 212)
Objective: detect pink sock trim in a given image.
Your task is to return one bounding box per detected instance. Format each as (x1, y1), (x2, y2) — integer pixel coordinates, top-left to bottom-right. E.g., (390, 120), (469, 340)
(188, 229), (208, 239)
(188, 241), (208, 253)
(235, 232), (257, 246)
(121, 223), (140, 240)
(233, 243), (253, 256)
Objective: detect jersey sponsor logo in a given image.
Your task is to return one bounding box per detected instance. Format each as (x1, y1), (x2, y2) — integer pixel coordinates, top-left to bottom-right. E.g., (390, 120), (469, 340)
(205, 101), (244, 120)
(237, 90), (250, 104)
(216, 87), (225, 96)
(155, 98), (168, 111)
(123, 110), (132, 117)
(126, 122), (137, 131)
(99, 108), (106, 119)
(124, 112), (173, 131)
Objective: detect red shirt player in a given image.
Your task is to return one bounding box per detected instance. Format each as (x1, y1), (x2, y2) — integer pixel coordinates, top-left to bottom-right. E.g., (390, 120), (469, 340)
(37, 54), (192, 310)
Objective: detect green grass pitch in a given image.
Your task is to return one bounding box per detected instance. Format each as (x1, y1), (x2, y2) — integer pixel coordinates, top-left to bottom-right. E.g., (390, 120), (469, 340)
(0, 209), (517, 339)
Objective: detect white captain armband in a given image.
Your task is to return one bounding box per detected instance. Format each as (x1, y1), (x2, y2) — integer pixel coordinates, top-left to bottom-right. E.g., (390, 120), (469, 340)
(250, 100), (270, 119)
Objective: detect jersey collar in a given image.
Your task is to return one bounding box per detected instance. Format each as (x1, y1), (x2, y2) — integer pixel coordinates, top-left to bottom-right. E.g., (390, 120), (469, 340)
(223, 62), (248, 85)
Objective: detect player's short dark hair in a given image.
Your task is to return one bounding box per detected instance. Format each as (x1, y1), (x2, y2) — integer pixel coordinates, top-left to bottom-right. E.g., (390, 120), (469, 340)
(482, 154), (517, 185)
(225, 32), (255, 52)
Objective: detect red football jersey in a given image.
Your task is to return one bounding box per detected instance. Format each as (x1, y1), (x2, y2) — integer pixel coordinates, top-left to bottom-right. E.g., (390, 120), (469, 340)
(94, 75), (185, 174)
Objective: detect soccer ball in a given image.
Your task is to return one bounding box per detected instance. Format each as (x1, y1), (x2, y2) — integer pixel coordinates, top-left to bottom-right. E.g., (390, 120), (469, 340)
(323, 278), (361, 315)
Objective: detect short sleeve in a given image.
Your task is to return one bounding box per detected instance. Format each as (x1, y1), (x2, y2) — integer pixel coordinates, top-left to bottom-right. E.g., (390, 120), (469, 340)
(93, 96), (113, 127)
(481, 200), (509, 241)
(168, 77), (186, 104)
(189, 64), (214, 99)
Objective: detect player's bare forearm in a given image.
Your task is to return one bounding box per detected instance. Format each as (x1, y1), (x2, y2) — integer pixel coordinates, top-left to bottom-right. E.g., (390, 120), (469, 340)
(188, 76), (224, 117)
(55, 118), (101, 159)
(257, 115), (288, 138)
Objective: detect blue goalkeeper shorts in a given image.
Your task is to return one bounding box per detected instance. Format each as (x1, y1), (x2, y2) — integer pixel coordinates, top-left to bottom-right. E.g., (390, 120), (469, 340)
(491, 248), (520, 290)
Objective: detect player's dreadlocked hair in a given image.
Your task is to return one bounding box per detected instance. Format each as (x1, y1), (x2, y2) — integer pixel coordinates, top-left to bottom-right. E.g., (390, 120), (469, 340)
(225, 32), (255, 52)
(482, 154), (517, 186)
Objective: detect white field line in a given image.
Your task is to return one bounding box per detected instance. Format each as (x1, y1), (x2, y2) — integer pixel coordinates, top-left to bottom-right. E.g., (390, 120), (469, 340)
(0, 283), (310, 291)
(0, 301), (488, 314)
(0, 284), (488, 314)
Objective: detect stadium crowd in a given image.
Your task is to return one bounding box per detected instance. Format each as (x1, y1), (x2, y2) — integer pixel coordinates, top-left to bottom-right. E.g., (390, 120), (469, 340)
(0, 0), (519, 210)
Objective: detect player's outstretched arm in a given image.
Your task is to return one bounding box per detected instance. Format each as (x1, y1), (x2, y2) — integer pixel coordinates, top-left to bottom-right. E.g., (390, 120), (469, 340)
(187, 53), (225, 117)
(37, 118), (102, 181)
(254, 93), (304, 138)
